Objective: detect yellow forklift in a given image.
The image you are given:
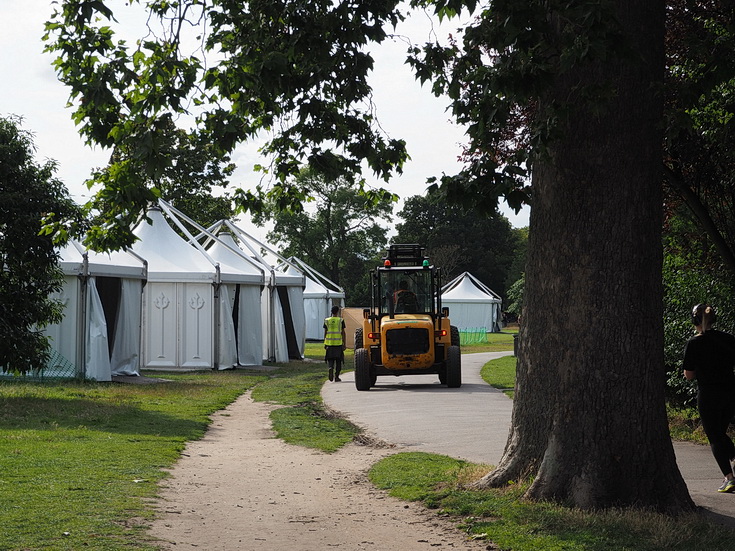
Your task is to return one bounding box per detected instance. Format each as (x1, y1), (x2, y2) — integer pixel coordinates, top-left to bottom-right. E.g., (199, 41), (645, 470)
(354, 244), (461, 390)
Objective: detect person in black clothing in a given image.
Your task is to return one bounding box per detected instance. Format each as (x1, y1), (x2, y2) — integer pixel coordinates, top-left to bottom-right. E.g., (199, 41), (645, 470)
(683, 303), (735, 493)
(393, 280), (418, 313)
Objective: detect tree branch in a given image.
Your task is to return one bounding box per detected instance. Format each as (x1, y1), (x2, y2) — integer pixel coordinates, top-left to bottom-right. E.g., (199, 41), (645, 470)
(664, 162), (735, 275)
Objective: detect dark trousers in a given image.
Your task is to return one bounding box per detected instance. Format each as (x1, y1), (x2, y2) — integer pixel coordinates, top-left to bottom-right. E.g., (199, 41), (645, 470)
(325, 346), (343, 375)
(699, 388), (735, 477)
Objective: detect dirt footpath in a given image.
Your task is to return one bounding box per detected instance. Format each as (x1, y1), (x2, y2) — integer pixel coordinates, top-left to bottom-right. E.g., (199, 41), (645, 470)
(148, 392), (492, 550)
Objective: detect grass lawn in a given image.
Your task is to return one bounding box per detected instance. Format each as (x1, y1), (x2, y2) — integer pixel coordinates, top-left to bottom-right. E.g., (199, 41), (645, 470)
(369, 452), (733, 551)
(0, 371), (266, 550)
(461, 328), (518, 353)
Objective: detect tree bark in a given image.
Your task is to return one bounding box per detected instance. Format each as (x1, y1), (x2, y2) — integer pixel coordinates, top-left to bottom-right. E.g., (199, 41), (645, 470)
(476, 0), (695, 513)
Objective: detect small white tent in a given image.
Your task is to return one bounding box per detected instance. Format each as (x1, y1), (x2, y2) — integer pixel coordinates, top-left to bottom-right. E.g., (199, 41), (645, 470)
(44, 240), (147, 380)
(290, 257), (345, 341)
(130, 205), (265, 370)
(441, 272), (502, 333)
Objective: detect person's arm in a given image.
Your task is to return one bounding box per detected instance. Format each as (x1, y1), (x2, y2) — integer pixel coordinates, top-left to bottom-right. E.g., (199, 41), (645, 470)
(341, 320), (346, 349)
(682, 338), (697, 381)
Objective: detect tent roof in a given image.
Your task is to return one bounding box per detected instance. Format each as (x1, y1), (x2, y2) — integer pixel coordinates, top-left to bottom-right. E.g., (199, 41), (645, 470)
(290, 257), (345, 299)
(58, 240), (147, 279)
(277, 262), (306, 286)
(302, 272), (345, 299)
(131, 209), (217, 281)
(304, 274), (328, 295)
(207, 219), (305, 287)
(132, 208), (261, 283)
(206, 233), (265, 285)
(442, 272), (501, 303)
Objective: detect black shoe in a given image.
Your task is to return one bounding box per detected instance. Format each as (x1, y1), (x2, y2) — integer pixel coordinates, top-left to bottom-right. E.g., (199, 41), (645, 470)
(328, 368), (334, 382)
(335, 377), (341, 382)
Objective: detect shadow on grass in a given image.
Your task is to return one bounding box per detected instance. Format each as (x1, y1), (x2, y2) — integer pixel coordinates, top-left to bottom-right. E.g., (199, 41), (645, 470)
(0, 396), (208, 438)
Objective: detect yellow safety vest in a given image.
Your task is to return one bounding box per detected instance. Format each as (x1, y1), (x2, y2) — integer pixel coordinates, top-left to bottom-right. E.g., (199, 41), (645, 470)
(324, 316), (343, 347)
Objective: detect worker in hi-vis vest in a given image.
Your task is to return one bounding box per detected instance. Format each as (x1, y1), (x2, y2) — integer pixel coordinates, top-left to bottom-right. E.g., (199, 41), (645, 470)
(323, 305), (347, 382)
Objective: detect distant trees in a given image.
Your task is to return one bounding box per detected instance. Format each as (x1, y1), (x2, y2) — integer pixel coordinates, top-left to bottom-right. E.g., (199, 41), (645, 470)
(0, 116), (81, 373)
(394, 194), (525, 300)
(253, 168), (396, 305)
(664, 0), (735, 275)
(152, 118), (237, 228)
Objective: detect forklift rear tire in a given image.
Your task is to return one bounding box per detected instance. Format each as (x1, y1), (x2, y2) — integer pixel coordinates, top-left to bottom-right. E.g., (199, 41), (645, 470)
(446, 345), (461, 388)
(450, 325), (460, 347)
(355, 348), (372, 391)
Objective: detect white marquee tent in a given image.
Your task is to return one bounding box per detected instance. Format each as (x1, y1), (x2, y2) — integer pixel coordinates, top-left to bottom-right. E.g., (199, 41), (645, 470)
(44, 240), (147, 381)
(208, 220), (306, 363)
(130, 204), (265, 370)
(441, 272), (502, 333)
(290, 257), (345, 341)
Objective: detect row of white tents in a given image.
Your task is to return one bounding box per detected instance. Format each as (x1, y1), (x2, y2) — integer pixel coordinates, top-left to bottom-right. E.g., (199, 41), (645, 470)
(42, 200), (345, 381)
(40, 203), (502, 381)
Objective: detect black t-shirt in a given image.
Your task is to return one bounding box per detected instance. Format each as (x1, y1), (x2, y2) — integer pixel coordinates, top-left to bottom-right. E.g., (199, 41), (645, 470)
(683, 329), (735, 388)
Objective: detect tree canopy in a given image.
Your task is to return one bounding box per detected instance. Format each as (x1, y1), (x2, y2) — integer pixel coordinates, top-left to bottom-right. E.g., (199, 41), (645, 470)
(394, 194), (522, 299)
(44, 0), (410, 250)
(0, 116), (81, 373)
(253, 168), (396, 305)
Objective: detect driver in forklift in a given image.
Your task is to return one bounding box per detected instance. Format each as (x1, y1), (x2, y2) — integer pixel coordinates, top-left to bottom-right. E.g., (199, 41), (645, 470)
(393, 280), (419, 313)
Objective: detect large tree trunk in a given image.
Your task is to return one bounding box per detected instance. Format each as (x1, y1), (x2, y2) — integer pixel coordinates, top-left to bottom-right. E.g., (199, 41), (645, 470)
(476, 0), (695, 512)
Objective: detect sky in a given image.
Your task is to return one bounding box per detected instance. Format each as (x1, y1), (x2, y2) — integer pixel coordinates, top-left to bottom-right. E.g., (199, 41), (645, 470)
(1, 1), (530, 240)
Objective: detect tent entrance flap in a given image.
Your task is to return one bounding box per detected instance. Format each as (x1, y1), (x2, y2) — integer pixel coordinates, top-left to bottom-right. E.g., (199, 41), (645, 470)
(95, 276), (122, 356)
(277, 286), (301, 360)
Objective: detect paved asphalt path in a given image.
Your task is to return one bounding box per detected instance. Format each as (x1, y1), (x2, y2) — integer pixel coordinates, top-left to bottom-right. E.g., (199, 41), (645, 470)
(322, 351), (735, 527)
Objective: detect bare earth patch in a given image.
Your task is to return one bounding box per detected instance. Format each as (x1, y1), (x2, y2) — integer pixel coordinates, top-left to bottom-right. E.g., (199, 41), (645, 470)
(148, 392), (492, 550)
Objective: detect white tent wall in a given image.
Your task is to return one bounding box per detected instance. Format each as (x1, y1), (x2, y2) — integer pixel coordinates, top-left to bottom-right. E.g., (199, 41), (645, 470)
(298, 260), (346, 341)
(214, 220), (306, 362)
(132, 206), (268, 371)
(303, 290), (346, 341)
(304, 288), (329, 341)
(141, 282), (214, 369)
(443, 300), (496, 331)
(43, 241), (146, 380)
(44, 275), (80, 372)
(204, 232), (265, 366)
(262, 288), (289, 363)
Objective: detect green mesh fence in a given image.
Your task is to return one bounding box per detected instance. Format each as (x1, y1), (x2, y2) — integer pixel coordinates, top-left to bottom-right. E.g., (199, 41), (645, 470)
(459, 328), (489, 345)
(0, 348), (78, 381)
(42, 348), (78, 379)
